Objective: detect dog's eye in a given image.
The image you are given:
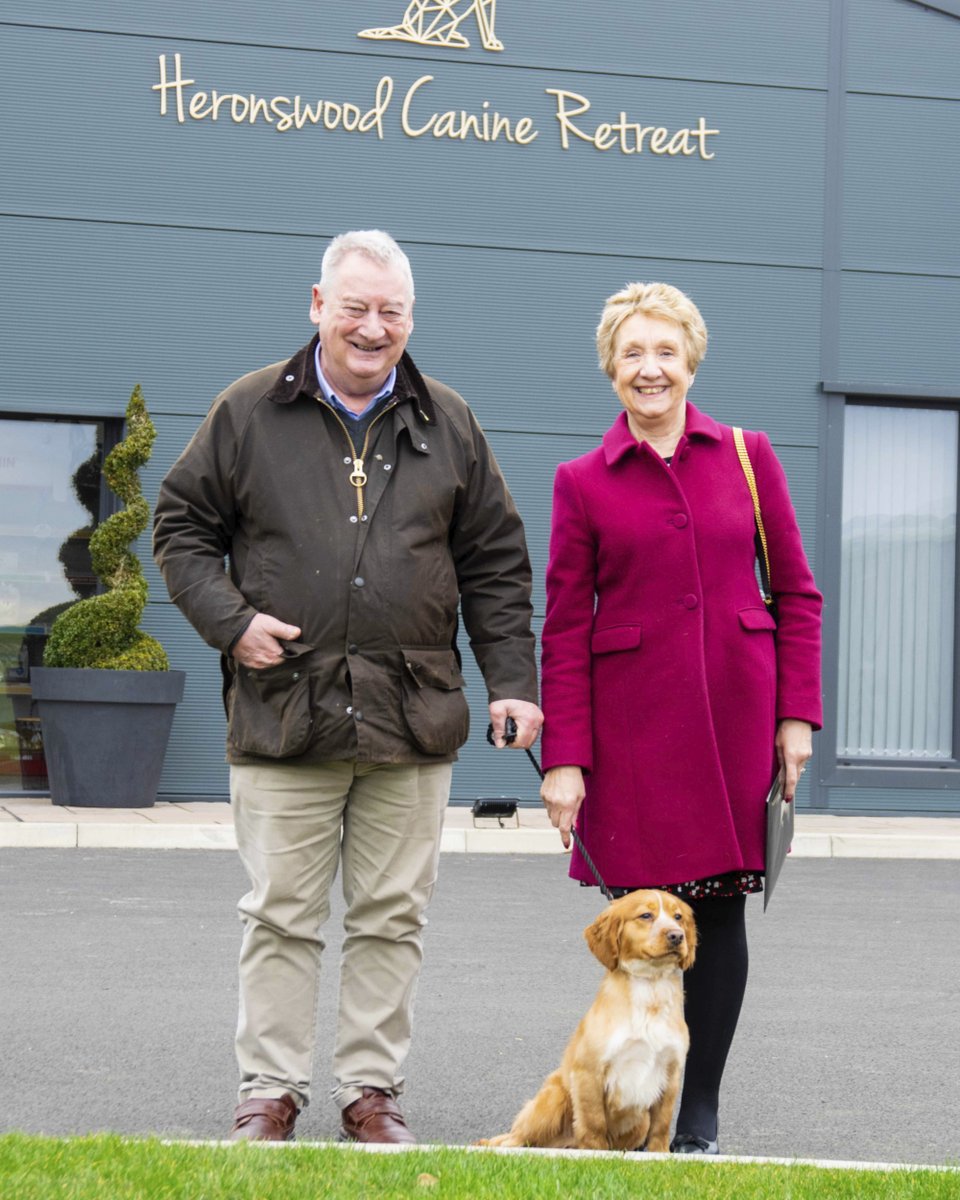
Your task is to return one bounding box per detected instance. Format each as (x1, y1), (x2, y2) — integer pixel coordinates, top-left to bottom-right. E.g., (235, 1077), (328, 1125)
(672, 912), (684, 922)
(639, 912), (654, 921)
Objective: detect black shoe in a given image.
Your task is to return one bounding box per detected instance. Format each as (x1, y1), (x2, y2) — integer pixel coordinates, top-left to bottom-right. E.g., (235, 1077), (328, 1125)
(670, 1133), (719, 1155)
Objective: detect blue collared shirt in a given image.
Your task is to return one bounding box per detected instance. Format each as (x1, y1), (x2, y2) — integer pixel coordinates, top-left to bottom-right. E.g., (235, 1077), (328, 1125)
(315, 344), (396, 420)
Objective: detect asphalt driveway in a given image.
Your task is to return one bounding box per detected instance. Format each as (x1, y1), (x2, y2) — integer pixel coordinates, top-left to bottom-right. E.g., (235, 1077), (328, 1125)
(1, 851), (957, 1165)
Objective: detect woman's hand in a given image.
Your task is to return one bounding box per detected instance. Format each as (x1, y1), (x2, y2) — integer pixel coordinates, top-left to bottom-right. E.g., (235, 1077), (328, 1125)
(541, 765), (586, 849)
(776, 719), (813, 801)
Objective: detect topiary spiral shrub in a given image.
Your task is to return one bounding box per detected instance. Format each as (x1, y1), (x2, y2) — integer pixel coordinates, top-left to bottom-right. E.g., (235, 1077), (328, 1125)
(43, 385), (169, 671)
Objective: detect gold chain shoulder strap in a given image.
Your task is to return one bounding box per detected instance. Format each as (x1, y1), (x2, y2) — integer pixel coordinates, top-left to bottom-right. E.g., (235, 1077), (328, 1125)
(733, 426), (774, 607)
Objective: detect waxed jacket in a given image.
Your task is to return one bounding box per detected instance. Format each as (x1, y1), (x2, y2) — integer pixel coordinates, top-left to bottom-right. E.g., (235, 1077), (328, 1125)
(153, 337), (537, 765)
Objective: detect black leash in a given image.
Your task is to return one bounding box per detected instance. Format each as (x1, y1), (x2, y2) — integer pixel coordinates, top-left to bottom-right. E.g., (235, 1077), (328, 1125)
(487, 719), (615, 903)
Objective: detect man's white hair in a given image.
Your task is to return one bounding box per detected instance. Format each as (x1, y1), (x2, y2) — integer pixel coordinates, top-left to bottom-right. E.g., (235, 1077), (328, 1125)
(319, 230), (415, 301)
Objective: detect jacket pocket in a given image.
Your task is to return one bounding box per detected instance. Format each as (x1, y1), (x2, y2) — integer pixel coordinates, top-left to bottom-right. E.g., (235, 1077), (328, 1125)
(400, 647), (470, 756)
(591, 625), (642, 654)
(228, 641), (316, 758)
(738, 607), (777, 632)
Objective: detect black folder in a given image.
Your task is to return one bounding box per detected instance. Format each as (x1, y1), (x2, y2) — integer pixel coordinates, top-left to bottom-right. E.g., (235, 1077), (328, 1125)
(763, 773), (793, 912)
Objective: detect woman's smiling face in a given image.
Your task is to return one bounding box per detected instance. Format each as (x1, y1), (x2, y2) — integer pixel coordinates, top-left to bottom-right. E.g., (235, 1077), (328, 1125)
(611, 312), (694, 438)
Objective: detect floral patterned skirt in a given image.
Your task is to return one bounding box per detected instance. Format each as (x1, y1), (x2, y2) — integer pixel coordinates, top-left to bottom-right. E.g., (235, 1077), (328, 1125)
(593, 870), (764, 902)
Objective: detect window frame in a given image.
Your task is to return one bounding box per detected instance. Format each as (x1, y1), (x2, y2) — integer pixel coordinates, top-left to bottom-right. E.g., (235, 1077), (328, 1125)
(819, 388), (960, 791)
(0, 411), (123, 798)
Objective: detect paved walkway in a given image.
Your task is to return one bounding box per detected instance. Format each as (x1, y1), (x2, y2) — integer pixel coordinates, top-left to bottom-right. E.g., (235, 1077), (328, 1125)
(2, 794), (960, 856)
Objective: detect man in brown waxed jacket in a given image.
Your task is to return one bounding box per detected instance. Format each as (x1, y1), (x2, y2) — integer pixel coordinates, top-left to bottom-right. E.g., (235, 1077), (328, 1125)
(153, 229), (542, 1145)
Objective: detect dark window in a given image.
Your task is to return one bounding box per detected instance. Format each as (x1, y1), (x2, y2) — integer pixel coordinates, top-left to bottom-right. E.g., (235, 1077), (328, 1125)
(0, 416), (116, 793)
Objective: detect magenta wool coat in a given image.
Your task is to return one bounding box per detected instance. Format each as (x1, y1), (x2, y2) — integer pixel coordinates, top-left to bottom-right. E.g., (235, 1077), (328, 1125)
(540, 403), (823, 888)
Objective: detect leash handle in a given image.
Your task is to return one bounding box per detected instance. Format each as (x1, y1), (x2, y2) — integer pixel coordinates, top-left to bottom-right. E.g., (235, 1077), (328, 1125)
(487, 718), (615, 903)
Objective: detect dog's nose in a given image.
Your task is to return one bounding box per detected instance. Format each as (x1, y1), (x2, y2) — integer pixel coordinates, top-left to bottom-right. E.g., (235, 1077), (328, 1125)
(666, 930), (683, 946)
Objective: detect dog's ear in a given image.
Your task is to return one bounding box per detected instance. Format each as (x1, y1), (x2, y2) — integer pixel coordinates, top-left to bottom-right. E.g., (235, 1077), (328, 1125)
(584, 907), (621, 971)
(677, 898), (698, 971)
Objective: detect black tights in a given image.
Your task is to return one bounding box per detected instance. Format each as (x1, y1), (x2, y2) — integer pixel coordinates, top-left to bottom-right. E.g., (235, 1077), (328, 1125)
(674, 892), (749, 1142)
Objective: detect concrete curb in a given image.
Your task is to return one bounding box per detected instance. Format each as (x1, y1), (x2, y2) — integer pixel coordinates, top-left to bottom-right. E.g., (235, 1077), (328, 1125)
(1, 801), (960, 857)
(165, 1139), (959, 1172)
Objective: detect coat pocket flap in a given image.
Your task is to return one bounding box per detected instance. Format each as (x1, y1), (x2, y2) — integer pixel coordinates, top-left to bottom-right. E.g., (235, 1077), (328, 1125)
(738, 607), (777, 632)
(244, 642), (316, 694)
(278, 640), (315, 661)
(402, 648), (466, 690)
(590, 625), (642, 654)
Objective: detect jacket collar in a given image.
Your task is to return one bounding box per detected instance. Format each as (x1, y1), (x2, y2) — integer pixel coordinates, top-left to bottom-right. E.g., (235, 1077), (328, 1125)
(262, 335), (438, 426)
(602, 401), (722, 466)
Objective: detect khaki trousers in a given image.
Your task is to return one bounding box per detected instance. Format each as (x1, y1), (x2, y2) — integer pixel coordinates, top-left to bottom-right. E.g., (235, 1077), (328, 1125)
(230, 759), (452, 1111)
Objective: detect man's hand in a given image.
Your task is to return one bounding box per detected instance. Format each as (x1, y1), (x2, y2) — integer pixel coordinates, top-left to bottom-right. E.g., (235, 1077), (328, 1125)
(232, 613), (302, 670)
(541, 765), (586, 849)
(776, 718), (813, 801)
(487, 699), (543, 749)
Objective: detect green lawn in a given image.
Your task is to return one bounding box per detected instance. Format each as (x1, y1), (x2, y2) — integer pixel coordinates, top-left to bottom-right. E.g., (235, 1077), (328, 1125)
(0, 1135), (956, 1200)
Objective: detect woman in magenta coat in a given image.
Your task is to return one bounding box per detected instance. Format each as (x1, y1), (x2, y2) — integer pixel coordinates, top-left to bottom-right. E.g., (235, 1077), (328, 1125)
(540, 282), (822, 1155)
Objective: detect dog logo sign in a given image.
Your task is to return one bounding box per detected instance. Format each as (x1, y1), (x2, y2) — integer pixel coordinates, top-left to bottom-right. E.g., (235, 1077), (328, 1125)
(359, 0), (504, 52)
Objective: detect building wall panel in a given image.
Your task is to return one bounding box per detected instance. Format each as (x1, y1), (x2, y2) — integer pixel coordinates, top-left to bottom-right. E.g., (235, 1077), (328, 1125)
(1, 2), (831, 88)
(1, 24), (826, 267)
(842, 95), (960, 275)
(4, 1), (958, 813)
(1, 216), (823, 444)
(847, 0), (960, 98)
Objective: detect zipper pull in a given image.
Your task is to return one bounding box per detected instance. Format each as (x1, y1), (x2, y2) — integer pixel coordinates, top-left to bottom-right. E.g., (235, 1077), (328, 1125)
(349, 459), (367, 487)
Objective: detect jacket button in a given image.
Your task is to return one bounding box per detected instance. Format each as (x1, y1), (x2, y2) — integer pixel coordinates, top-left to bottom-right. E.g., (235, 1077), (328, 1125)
(354, 577), (365, 587)
(383, 463), (392, 471)
(683, 594), (699, 609)
(674, 513), (688, 528)
(349, 644), (358, 654)
(355, 710), (364, 721)
(349, 515), (358, 524)
(292, 672), (300, 680)
(285, 374), (295, 382)
(346, 705), (353, 714)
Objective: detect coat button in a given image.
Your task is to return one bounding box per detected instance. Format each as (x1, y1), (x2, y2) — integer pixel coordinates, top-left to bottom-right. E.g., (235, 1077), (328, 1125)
(674, 513), (688, 528)
(349, 515), (358, 523)
(349, 644), (358, 654)
(383, 463), (392, 471)
(354, 577), (365, 587)
(285, 374), (295, 382)
(683, 594), (699, 609)
(355, 710), (364, 721)
(346, 705), (353, 714)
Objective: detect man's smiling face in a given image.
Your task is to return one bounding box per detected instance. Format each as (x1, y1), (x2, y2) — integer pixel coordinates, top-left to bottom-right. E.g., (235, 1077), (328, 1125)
(310, 252), (414, 405)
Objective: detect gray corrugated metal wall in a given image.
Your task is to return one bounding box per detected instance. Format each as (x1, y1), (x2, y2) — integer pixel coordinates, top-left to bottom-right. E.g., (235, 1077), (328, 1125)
(818, 0), (960, 812)
(1, 0), (957, 810)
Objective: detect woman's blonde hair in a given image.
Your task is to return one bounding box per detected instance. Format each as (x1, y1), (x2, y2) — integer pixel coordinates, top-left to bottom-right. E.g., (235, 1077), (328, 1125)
(596, 282), (708, 377)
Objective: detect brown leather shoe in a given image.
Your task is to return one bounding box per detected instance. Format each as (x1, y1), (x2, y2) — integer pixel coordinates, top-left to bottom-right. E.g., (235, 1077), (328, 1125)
(229, 1093), (298, 1141)
(340, 1087), (416, 1144)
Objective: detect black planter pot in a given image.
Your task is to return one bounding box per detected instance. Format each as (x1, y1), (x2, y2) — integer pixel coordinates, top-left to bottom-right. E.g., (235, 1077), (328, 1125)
(30, 668), (186, 808)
